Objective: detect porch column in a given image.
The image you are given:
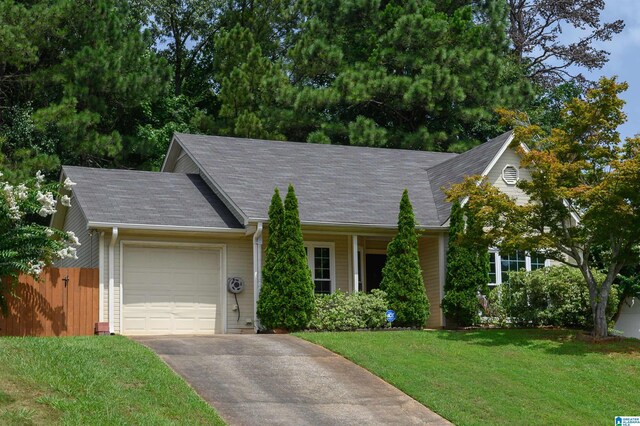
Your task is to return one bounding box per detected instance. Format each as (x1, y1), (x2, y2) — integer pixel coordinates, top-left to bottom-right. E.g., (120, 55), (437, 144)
(352, 235), (359, 292)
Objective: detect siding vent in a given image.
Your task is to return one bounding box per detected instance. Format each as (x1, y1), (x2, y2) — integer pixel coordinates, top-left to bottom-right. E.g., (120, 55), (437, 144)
(502, 165), (519, 185)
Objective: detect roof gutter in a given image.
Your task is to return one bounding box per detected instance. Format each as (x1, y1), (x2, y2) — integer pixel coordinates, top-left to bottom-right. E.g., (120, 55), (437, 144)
(108, 226), (118, 334)
(87, 222), (246, 234)
(249, 219), (447, 232)
(252, 222), (263, 331)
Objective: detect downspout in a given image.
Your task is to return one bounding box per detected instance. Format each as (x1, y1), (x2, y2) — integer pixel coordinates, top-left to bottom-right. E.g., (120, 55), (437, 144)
(252, 222), (263, 331)
(108, 227), (118, 334)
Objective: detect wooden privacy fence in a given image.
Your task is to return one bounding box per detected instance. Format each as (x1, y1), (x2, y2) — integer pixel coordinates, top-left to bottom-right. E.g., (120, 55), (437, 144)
(0, 268), (99, 337)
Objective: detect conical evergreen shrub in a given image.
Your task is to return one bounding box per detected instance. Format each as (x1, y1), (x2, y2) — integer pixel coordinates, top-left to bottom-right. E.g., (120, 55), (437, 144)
(441, 200), (490, 326)
(279, 185), (316, 330)
(380, 189), (429, 327)
(256, 185), (315, 331)
(257, 187), (285, 329)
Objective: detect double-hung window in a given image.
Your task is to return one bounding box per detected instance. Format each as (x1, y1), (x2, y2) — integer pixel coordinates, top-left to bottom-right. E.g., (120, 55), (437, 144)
(488, 249), (550, 287)
(304, 242), (336, 294)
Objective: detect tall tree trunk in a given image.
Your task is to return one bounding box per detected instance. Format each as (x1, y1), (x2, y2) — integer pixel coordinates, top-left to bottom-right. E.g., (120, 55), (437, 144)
(592, 298), (608, 338)
(582, 265), (612, 339)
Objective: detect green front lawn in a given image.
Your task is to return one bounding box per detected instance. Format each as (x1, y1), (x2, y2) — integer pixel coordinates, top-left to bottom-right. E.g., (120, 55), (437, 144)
(0, 336), (224, 425)
(297, 329), (640, 425)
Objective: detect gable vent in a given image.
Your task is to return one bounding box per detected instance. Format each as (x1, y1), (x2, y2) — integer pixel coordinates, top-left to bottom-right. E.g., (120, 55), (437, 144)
(502, 165), (519, 185)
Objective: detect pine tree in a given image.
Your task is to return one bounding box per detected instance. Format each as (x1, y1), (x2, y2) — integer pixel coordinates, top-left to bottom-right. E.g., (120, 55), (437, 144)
(380, 189), (429, 327)
(441, 200), (489, 327)
(256, 187), (285, 329)
(286, 0), (530, 151)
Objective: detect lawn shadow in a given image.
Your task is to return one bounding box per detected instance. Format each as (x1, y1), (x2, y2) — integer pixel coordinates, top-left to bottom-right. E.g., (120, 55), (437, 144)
(434, 328), (640, 357)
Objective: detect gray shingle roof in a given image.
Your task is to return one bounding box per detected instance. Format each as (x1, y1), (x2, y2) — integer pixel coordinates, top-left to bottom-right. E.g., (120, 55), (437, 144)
(174, 133), (460, 228)
(62, 166), (242, 229)
(427, 131), (513, 224)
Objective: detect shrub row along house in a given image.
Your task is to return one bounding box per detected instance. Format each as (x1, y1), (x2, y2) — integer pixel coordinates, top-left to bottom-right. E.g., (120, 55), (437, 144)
(52, 130), (542, 335)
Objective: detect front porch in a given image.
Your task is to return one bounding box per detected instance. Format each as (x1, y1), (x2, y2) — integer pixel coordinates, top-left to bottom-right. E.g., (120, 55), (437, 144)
(260, 227), (447, 329)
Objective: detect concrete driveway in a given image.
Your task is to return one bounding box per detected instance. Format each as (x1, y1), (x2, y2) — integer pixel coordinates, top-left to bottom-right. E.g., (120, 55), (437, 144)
(134, 335), (451, 426)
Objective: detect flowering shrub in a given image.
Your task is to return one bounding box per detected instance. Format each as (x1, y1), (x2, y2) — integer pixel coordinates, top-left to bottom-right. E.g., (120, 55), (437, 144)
(308, 289), (389, 331)
(0, 170), (79, 312)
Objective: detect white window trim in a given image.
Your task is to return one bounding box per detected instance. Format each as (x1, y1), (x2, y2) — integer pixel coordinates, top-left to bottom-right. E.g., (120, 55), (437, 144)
(489, 249), (551, 287)
(304, 241), (336, 294)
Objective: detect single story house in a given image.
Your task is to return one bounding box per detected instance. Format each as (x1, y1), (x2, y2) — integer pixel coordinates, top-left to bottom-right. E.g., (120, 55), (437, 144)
(52, 130), (544, 335)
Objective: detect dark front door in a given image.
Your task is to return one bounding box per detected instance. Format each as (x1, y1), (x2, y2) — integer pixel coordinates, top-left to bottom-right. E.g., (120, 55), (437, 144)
(365, 254), (387, 293)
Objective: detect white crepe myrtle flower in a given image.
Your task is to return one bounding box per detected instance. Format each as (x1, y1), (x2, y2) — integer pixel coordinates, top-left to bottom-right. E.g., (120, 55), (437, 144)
(9, 204), (21, 221)
(68, 246), (78, 259)
(56, 247), (77, 260)
(67, 231), (81, 246)
(45, 228), (55, 237)
(63, 177), (76, 191)
(27, 261), (45, 276)
(3, 183), (13, 197)
(3, 184), (21, 220)
(36, 191), (56, 217)
(15, 183), (28, 200)
(35, 170), (45, 189)
(61, 195), (72, 207)
(56, 247), (78, 259)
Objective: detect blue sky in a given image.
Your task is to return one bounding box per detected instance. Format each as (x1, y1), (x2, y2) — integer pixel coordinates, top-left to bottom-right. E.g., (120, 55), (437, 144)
(575, 1), (640, 139)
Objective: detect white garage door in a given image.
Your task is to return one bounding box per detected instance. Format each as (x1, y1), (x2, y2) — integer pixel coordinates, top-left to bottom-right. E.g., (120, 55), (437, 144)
(123, 245), (222, 335)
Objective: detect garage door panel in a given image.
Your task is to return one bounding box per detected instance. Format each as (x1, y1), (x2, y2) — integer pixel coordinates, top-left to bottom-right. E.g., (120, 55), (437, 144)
(123, 246), (222, 335)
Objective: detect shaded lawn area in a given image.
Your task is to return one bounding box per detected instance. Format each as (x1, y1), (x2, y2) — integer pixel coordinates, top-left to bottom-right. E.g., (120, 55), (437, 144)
(0, 336), (224, 425)
(296, 329), (640, 426)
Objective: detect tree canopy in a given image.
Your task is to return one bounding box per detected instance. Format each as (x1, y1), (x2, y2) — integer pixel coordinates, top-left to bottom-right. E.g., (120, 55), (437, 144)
(446, 77), (640, 338)
(507, 0), (624, 88)
(0, 0), (626, 178)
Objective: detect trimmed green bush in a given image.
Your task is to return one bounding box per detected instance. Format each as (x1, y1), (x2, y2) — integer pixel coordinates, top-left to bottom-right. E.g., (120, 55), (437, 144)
(380, 189), (429, 327)
(486, 266), (620, 329)
(309, 289), (388, 331)
(441, 200), (490, 326)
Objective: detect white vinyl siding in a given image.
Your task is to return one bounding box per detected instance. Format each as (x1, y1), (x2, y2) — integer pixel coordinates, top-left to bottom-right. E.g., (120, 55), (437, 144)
(57, 202), (98, 268)
(173, 153), (200, 173)
(487, 147), (532, 205)
(419, 235), (443, 328)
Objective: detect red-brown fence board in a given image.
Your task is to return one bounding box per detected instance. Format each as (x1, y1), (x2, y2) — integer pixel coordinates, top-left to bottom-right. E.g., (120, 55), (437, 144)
(0, 268), (99, 337)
